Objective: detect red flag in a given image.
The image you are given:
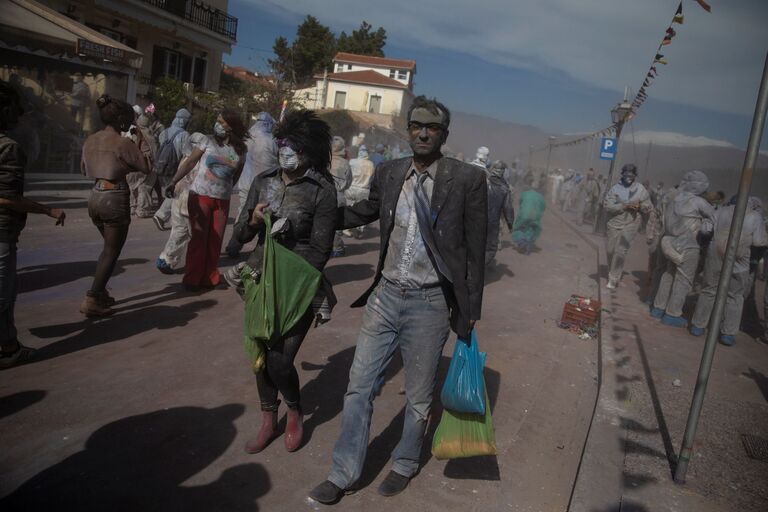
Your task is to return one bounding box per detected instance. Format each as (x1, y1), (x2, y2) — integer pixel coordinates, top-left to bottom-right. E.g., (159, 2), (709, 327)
(694, 0), (711, 12)
(662, 36), (672, 45)
(666, 27), (677, 37)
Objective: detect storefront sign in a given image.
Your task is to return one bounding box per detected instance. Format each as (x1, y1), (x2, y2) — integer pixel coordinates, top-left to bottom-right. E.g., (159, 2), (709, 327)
(76, 38), (129, 64)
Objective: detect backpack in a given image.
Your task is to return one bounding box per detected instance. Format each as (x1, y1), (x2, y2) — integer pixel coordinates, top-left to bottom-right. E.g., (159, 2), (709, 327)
(154, 129), (183, 176)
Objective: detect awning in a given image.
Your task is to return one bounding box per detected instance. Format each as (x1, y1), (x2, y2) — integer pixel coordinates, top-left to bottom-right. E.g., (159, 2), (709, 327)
(0, 0), (143, 70)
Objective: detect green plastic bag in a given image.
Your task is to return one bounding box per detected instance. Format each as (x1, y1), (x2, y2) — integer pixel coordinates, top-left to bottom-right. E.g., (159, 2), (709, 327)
(242, 213), (322, 371)
(431, 387), (496, 460)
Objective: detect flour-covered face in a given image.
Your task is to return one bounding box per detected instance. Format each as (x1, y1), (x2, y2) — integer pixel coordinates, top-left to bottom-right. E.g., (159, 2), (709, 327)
(621, 173), (636, 186)
(278, 145), (301, 171)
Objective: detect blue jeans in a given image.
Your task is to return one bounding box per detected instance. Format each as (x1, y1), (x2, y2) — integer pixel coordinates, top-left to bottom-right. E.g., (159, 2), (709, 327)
(328, 279), (450, 489)
(0, 241), (18, 350)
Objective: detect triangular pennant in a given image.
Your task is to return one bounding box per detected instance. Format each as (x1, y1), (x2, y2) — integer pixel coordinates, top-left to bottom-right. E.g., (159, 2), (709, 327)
(675, 2), (683, 15)
(673, 13), (684, 24)
(666, 27), (677, 37)
(662, 36), (672, 45)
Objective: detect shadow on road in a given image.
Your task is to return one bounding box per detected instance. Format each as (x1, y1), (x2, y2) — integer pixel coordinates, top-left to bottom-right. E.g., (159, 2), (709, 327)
(300, 346), (502, 489)
(485, 262), (514, 285)
(632, 324), (677, 472)
(0, 390), (47, 420)
(742, 368), (768, 402)
(17, 258), (149, 294)
(28, 296), (217, 362)
(0, 404), (271, 511)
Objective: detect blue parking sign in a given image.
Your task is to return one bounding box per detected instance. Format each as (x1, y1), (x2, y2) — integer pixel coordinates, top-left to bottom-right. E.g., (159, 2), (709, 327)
(600, 137), (617, 160)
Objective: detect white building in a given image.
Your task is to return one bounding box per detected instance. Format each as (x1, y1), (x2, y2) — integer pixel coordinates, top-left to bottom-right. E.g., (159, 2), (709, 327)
(296, 52), (416, 117)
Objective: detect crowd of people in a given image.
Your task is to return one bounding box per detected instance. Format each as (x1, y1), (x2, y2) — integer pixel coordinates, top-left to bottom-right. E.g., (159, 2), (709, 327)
(545, 159), (768, 347)
(2, 75), (767, 506)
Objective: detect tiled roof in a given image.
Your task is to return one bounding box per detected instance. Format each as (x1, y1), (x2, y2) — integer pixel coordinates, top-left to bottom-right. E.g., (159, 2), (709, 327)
(334, 52), (416, 71)
(316, 69), (409, 89)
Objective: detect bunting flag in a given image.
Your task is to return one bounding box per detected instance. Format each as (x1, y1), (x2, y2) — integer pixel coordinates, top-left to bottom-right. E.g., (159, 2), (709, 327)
(662, 36), (673, 45)
(654, 54), (669, 65)
(666, 27), (677, 37)
(673, 13), (684, 24)
(675, 2), (683, 15)
(694, 0), (711, 12)
(649, 66), (658, 77)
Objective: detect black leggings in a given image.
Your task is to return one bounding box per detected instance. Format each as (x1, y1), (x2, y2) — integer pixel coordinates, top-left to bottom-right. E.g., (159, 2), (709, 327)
(256, 308), (314, 411)
(90, 224), (129, 295)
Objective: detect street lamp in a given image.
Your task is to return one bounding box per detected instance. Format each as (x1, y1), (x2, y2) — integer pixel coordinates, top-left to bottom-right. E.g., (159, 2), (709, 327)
(594, 99), (633, 235)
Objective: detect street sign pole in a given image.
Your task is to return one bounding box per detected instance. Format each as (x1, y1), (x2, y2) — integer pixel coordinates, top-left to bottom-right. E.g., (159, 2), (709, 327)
(674, 52), (768, 484)
(594, 129), (623, 235)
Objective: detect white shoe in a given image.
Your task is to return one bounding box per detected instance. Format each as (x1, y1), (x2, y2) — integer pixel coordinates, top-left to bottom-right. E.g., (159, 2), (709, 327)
(606, 279), (618, 289)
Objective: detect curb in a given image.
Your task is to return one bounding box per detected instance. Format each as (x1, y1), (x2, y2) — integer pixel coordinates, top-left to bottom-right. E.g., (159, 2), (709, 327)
(549, 209), (627, 512)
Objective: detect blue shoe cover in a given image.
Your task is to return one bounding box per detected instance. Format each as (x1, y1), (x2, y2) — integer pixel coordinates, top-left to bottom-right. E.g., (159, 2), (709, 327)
(661, 314), (688, 328)
(689, 326), (705, 337)
(650, 307), (664, 319)
(719, 335), (735, 346)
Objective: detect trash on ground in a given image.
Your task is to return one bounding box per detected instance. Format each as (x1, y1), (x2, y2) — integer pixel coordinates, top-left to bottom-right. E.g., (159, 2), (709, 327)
(559, 294), (601, 339)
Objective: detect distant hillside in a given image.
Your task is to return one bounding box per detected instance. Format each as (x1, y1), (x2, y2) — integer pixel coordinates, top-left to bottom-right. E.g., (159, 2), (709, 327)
(447, 111), (768, 199)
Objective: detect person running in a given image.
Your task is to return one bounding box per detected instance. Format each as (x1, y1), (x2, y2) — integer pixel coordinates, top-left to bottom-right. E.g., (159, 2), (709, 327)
(603, 164), (652, 289)
(153, 108), (192, 230)
(80, 95), (151, 316)
(234, 110), (337, 454)
(164, 111), (247, 290)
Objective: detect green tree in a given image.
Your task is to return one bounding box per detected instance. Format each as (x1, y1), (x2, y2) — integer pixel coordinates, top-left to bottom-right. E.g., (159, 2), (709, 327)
(337, 21), (387, 57)
(269, 15), (336, 87)
(150, 77), (187, 126)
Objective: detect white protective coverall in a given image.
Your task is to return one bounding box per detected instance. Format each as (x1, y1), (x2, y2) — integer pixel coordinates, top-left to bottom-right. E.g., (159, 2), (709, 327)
(604, 178), (652, 284)
(157, 132), (207, 269)
(345, 145), (375, 237)
(652, 170), (715, 318)
(691, 198), (768, 335)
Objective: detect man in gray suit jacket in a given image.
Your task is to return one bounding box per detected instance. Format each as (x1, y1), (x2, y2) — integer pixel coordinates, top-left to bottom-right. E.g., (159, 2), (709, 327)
(310, 96), (488, 504)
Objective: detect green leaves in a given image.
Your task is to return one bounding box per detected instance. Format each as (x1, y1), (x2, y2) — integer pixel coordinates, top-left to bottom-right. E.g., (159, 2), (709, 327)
(268, 17), (388, 87)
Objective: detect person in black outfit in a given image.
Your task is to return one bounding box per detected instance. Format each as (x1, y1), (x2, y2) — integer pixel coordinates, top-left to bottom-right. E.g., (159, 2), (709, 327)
(233, 110), (337, 454)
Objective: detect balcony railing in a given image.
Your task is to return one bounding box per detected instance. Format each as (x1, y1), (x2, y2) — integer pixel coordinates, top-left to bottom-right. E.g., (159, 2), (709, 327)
(141, 0), (238, 40)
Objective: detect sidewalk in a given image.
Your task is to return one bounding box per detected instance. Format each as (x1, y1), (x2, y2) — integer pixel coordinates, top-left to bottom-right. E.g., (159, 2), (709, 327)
(1, 187), (601, 511)
(562, 208), (768, 512)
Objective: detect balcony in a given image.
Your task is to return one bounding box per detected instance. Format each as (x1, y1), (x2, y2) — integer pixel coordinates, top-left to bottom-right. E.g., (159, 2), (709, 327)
(141, 0), (237, 40)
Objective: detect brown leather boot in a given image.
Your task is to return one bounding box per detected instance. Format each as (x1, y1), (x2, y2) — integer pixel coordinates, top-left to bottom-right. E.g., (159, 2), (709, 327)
(244, 410), (278, 454)
(80, 294), (114, 317)
(284, 406), (304, 452)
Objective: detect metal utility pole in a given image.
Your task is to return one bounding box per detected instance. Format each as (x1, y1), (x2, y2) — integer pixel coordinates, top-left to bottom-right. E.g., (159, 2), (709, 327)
(545, 136), (556, 175)
(528, 144), (534, 170)
(674, 52), (768, 484)
(594, 96), (632, 235)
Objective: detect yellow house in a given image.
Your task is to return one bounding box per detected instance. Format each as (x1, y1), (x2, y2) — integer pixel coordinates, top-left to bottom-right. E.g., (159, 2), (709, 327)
(295, 52), (416, 116)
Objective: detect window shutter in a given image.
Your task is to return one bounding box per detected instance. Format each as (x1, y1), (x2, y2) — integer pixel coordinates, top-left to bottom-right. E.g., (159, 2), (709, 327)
(151, 45), (165, 84)
(181, 54), (193, 83)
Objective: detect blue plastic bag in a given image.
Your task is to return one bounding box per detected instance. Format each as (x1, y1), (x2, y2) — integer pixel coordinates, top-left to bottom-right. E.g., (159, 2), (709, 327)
(440, 330), (486, 414)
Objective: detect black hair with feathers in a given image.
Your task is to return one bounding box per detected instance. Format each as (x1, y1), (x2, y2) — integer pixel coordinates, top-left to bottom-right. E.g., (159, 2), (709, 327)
(274, 109), (331, 175)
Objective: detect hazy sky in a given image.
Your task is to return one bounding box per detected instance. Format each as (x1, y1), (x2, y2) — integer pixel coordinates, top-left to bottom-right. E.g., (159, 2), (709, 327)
(226, 0), (768, 148)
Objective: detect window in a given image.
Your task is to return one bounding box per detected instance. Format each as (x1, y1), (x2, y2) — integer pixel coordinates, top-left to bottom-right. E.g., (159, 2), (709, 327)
(397, 70), (407, 80)
(389, 69), (396, 78)
(151, 45), (192, 84)
(347, 64), (352, 70)
(336, 64), (344, 72)
(192, 58), (207, 89)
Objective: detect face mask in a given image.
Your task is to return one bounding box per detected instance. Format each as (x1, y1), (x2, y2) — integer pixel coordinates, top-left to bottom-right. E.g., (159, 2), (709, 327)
(621, 175), (636, 186)
(213, 122), (227, 137)
(279, 146), (300, 171)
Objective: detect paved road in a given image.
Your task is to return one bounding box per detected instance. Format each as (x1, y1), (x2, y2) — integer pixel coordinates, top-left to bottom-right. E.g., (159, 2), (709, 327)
(1, 179), (601, 511)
